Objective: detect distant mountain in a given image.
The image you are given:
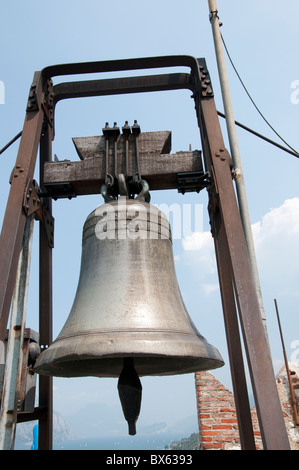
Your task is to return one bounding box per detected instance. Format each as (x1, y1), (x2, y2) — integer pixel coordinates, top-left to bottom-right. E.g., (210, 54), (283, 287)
(66, 402), (127, 438)
(66, 401), (199, 440)
(165, 432), (200, 450)
(167, 415), (198, 435)
(14, 403), (199, 449)
(138, 422), (168, 434)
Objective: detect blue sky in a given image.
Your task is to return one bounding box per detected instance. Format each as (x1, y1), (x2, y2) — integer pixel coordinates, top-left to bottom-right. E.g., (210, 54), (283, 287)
(1, 1), (299, 437)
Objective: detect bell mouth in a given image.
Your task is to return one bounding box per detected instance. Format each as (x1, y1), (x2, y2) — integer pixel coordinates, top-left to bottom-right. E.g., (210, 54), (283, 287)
(34, 355), (224, 378)
(34, 328), (224, 378)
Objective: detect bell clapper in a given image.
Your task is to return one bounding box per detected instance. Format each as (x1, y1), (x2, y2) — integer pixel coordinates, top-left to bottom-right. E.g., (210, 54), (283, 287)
(117, 358), (142, 436)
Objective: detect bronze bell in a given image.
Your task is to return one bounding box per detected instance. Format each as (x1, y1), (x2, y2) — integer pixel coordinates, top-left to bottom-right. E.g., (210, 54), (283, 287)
(34, 198), (224, 433)
(34, 198), (223, 377)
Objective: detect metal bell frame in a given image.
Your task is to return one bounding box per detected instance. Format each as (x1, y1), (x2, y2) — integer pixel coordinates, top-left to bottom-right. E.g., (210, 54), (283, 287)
(0, 56), (290, 450)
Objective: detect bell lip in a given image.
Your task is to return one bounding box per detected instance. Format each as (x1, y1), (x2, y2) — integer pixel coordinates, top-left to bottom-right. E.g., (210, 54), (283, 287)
(34, 332), (224, 378)
(34, 353), (224, 378)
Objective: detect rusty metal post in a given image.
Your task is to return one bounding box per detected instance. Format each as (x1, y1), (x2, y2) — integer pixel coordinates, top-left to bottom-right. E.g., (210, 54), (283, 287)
(211, 203), (256, 449)
(195, 83), (290, 449)
(37, 108), (54, 450)
(0, 71), (54, 449)
(0, 72), (44, 341)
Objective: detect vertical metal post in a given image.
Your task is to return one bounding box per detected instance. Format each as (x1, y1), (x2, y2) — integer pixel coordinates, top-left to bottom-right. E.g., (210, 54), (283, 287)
(212, 204), (256, 449)
(0, 215), (34, 449)
(207, 0), (267, 334)
(38, 118), (53, 450)
(0, 72), (44, 341)
(195, 80), (290, 448)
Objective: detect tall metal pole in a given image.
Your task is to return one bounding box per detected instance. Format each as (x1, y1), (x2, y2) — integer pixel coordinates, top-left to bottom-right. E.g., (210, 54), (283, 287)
(208, 0), (267, 333)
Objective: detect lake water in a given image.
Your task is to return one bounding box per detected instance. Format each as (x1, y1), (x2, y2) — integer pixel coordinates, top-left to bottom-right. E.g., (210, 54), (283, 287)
(53, 433), (183, 450)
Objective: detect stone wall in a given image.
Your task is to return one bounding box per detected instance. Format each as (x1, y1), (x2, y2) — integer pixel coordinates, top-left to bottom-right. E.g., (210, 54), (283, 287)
(195, 363), (299, 450)
(276, 362), (299, 450)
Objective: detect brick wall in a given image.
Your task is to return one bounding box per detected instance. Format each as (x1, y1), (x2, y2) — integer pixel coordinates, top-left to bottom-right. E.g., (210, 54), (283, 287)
(195, 364), (299, 450)
(195, 371), (261, 450)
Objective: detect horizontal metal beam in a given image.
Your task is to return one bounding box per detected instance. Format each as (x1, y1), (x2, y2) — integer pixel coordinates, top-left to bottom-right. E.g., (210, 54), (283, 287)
(41, 55), (202, 82)
(53, 73), (193, 105)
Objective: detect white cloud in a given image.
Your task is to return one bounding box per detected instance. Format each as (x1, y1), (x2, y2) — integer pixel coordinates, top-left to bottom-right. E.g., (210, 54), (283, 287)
(182, 197), (299, 261)
(252, 198), (299, 248)
(182, 230), (213, 251)
(180, 197), (299, 297)
(251, 198), (299, 289)
(181, 230), (216, 275)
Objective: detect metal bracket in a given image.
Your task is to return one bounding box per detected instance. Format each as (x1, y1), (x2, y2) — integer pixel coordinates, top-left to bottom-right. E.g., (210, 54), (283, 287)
(23, 179), (41, 217)
(23, 180), (54, 248)
(0, 328), (40, 415)
(177, 170), (211, 194)
(197, 58), (213, 98)
(26, 84), (39, 112)
(42, 181), (77, 200)
(42, 79), (54, 128)
(17, 328), (40, 414)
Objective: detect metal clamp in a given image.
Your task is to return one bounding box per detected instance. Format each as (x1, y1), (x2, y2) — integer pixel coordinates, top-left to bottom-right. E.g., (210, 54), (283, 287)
(102, 122), (120, 188)
(177, 171), (211, 194)
(122, 120), (131, 176)
(135, 179), (150, 203)
(131, 120), (141, 184)
(100, 120), (150, 202)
